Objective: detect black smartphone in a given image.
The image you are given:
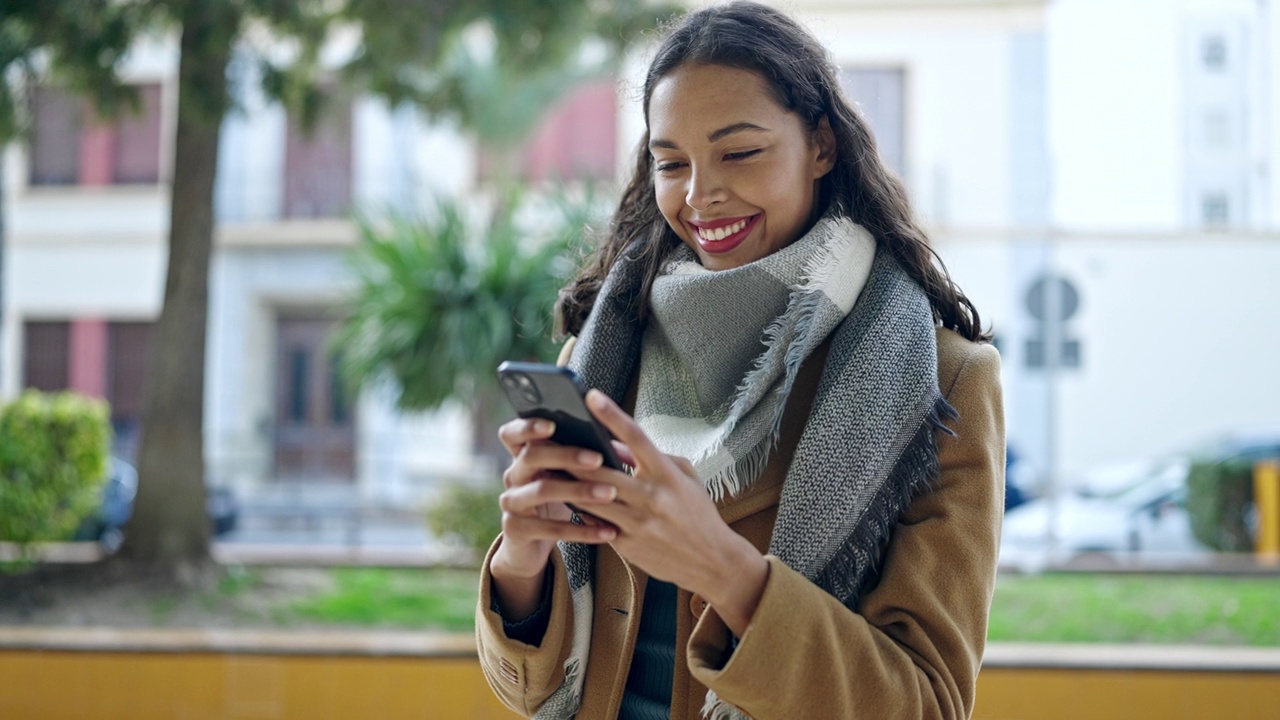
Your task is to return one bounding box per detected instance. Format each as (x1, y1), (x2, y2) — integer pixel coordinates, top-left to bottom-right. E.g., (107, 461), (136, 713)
(496, 361), (626, 472)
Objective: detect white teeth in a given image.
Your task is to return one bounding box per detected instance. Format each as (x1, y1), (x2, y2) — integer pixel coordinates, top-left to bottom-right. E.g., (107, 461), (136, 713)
(698, 218), (749, 242)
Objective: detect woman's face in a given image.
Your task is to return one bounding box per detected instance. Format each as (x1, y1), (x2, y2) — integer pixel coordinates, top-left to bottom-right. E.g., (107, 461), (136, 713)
(648, 63), (835, 271)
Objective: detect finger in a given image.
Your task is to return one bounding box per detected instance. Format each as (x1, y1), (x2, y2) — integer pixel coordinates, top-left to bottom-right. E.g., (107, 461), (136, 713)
(586, 390), (669, 472)
(572, 465), (651, 510)
(567, 489), (643, 530)
(669, 454), (698, 479)
(502, 513), (616, 544)
(503, 443), (604, 489)
(500, 478), (619, 515)
(498, 417), (556, 458)
(612, 440), (638, 468)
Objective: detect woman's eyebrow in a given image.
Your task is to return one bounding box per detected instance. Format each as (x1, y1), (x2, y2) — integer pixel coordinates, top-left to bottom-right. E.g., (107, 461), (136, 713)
(649, 122), (771, 150)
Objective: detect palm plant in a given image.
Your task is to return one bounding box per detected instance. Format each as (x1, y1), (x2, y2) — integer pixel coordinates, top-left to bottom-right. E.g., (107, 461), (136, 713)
(336, 190), (597, 466)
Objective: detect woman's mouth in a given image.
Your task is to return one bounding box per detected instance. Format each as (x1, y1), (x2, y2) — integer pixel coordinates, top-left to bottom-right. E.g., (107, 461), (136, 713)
(690, 214), (760, 254)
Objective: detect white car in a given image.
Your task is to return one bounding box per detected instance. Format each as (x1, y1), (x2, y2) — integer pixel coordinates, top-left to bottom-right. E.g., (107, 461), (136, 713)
(998, 456), (1207, 572)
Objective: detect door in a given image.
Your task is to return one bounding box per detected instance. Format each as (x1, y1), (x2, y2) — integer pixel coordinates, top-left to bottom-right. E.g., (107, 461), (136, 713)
(274, 315), (355, 482)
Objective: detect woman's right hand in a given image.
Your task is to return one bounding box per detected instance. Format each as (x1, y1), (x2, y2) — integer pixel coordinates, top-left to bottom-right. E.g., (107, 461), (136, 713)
(489, 418), (619, 589)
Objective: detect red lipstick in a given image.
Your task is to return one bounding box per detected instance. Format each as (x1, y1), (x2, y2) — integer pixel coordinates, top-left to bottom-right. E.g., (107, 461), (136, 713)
(687, 214), (761, 255)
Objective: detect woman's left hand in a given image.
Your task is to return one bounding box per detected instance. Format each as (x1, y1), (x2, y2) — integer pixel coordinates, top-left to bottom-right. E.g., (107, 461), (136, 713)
(572, 390), (770, 636)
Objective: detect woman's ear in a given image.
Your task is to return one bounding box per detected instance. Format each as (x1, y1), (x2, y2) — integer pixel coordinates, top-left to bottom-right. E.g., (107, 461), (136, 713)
(812, 116), (837, 179)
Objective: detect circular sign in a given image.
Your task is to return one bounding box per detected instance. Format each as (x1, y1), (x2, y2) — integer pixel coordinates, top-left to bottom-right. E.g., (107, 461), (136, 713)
(1025, 276), (1079, 322)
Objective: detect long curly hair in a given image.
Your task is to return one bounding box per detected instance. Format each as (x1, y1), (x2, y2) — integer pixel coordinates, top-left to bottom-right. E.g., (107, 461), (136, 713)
(557, 0), (991, 344)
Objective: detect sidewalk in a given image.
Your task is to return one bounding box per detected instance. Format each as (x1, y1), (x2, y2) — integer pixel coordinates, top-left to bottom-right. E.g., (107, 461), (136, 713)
(0, 541), (475, 567)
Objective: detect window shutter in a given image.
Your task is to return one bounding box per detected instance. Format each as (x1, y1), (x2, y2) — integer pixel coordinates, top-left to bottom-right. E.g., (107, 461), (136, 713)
(112, 83), (163, 184)
(22, 321), (71, 392)
(284, 94), (353, 219)
(29, 88), (81, 186)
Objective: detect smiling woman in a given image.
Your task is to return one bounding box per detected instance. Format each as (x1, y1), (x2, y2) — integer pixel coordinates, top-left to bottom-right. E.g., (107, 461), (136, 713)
(476, 3), (1005, 720)
(647, 66), (835, 270)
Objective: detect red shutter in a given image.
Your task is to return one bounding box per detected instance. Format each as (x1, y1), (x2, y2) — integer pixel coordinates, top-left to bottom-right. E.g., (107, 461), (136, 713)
(523, 79), (617, 183)
(78, 121), (115, 186)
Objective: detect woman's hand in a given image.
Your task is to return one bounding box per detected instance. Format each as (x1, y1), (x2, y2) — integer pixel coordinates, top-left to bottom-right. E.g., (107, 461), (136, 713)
(572, 390), (770, 637)
(489, 417), (620, 620)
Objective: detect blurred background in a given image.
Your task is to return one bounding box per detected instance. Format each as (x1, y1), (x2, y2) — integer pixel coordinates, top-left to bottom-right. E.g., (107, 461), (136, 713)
(2, 1), (1279, 718)
(3, 0), (1278, 570)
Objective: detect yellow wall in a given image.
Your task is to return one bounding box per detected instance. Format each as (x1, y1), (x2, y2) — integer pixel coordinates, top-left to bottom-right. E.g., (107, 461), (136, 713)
(0, 651), (519, 720)
(976, 667), (1280, 720)
(3, 650), (1279, 720)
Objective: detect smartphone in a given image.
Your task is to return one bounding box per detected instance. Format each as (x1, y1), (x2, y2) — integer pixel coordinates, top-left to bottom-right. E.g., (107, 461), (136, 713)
(496, 361), (626, 472)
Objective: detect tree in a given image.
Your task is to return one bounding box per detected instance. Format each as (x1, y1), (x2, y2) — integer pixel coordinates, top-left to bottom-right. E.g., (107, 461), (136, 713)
(336, 190), (600, 469)
(0, 0), (673, 579)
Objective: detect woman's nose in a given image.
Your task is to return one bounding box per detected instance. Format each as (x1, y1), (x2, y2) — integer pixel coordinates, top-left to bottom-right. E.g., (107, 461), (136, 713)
(685, 166), (728, 210)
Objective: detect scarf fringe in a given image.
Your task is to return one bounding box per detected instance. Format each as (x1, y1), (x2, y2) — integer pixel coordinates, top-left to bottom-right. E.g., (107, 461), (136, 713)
(814, 393), (959, 605)
(701, 690), (750, 720)
(698, 232), (849, 500)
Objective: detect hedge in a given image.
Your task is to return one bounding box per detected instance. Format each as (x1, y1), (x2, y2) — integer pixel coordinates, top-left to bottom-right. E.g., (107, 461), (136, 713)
(0, 391), (111, 553)
(425, 480), (503, 561)
(1186, 458), (1256, 553)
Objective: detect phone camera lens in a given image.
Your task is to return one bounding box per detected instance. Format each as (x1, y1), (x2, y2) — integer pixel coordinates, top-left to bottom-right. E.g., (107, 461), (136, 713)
(515, 375), (541, 404)
(503, 372), (541, 405)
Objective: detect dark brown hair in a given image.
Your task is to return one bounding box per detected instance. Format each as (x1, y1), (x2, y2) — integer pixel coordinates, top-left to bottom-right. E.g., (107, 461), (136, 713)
(558, 1), (991, 343)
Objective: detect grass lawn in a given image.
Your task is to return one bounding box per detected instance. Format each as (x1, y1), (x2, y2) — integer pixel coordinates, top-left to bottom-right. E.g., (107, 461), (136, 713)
(286, 567), (478, 631)
(255, 568), (1280, 646)
(6, 564), (1279, 646)
(987, 573), (1280, 646)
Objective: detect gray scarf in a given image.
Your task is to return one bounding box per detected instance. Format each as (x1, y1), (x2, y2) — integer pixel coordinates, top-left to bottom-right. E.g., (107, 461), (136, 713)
(541, 217), (956, 720)
(637, 216), (876, 501)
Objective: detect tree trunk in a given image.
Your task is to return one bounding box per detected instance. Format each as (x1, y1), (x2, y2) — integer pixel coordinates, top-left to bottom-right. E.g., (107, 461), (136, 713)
(119, 4), (236, 572)
(470, 390), (512, 479)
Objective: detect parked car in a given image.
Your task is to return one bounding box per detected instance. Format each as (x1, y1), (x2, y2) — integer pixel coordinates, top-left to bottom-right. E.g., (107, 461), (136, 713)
(1000, 427), (1280, 572)
(999, 455), (1204, 571)
(73, 457), (239, 552)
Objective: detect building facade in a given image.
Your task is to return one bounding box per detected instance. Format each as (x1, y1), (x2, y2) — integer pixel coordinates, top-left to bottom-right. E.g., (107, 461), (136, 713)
(3, 0), (1279, 510)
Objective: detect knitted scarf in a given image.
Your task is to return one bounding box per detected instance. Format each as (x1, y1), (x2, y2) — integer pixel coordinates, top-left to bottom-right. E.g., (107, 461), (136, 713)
(636, 216), (877, 502)
(540, 216), (956, 720)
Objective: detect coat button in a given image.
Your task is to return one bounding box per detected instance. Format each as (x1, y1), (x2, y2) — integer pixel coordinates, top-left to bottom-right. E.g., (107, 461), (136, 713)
(689, 593), (709, 617)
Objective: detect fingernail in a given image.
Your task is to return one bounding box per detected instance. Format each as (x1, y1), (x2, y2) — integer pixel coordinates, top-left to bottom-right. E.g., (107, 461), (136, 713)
(578, 450), (602, 467)
(597, 527), (616, 541)
(535, 419), (555, 434)
(587, 390), (607, 410)
(591, 484), (616, 500)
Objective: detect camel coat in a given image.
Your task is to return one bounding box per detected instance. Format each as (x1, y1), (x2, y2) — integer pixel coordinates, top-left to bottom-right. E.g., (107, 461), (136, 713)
(476, 327), (1004, 719)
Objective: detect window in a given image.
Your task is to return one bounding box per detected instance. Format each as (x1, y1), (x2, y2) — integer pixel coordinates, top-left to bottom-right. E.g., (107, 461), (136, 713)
(1202, 108), (1230, 149)
(1201, 192), (1230, 226)
(477, 79), (618, 184)
(839, 68), (906, 177)
(29, 88), (80, 185)
(283, 93), (353, 219)
(106, 322), (154, 462)
(22, 321), (71, 392)
(1201, 35), (1227, 71)
(28, 84), (163, 186)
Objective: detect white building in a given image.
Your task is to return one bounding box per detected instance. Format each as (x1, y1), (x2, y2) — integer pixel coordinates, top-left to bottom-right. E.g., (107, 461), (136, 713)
(1, 31), (620, 507)
(3, 0), (1278, 510)
(779, 0), (1280, 488)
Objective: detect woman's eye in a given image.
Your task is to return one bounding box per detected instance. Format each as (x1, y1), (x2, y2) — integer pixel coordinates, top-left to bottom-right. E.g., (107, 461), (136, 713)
(724, 149), (762, 161)
(654, 161), (686, 174)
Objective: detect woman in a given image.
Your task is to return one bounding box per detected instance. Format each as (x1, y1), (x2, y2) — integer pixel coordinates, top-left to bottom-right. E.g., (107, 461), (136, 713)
(477, 2), (1005, 719)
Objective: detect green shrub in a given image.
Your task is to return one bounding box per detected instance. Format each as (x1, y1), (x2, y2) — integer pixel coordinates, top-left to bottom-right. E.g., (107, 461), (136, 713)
(1186, 458), (1255, 552)
(425, 480), (503, 561)
(0, 391), (111, 554)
